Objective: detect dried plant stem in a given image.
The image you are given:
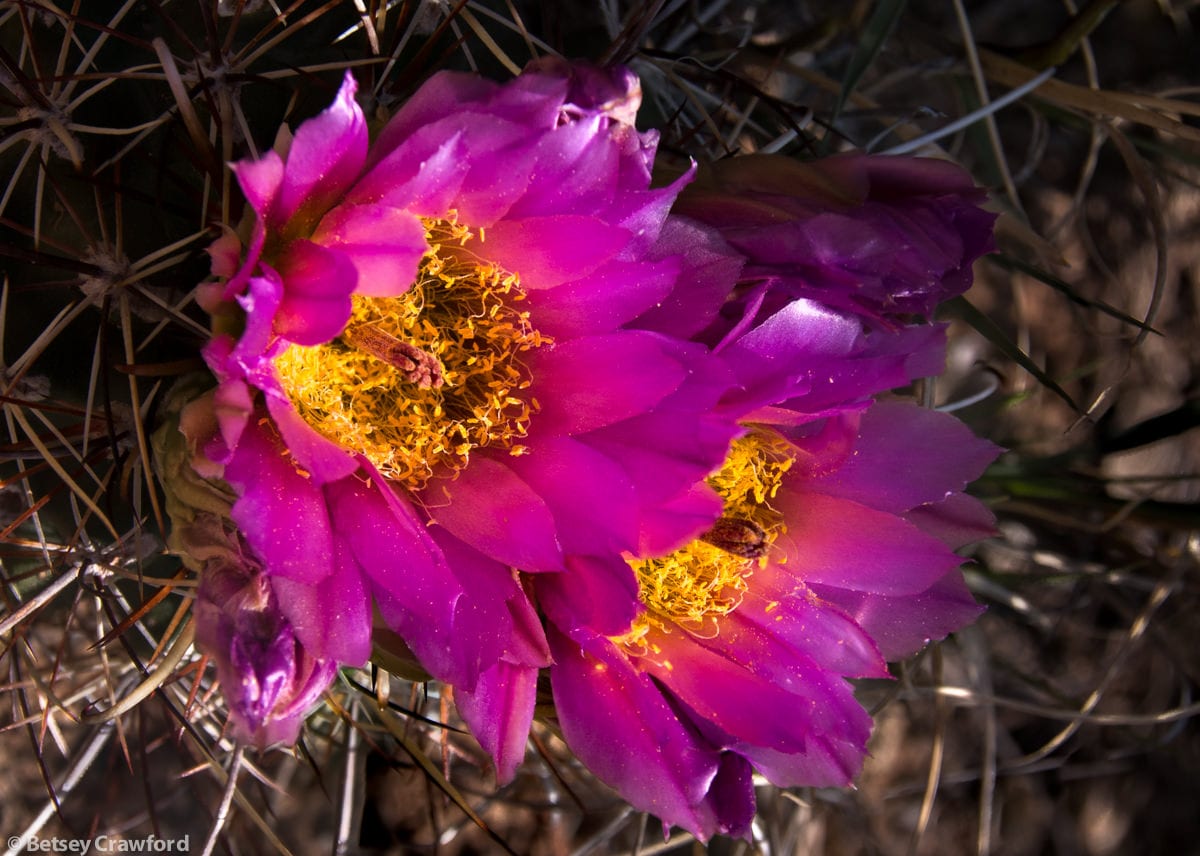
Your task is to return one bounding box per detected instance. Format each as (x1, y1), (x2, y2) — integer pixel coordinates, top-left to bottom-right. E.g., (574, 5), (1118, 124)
(199, 744), (245, 856)
(80, 620), (195, 724)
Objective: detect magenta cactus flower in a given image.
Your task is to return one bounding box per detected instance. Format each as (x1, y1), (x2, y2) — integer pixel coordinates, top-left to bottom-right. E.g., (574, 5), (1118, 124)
(543, 400), (999, 839)
(673, 153), (996, 325)
(526, 147), (1000, 837)
(198, 60), (747, 763)
(195, 51), (1001, 827)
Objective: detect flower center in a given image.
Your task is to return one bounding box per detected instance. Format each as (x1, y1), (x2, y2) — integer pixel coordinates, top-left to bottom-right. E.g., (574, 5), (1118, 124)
(616, 429), (794, 649)
(274, 217), (550, 490)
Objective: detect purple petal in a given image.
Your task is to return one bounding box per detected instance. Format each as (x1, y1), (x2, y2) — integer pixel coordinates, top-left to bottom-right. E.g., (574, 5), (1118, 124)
(207, 371), (254, 464)
(367, 72), (504, 168)
(275, 71), (368, 228)
(436, 122), (541, 225)
(478, 215), (628, 288)
(525, 257), (679, 340)
(263, 393), (359, 485)
(230, 151), (284, 224)
(483, 67), (569, 127)
(813, 569), (984, 660)
(527, 57), (642, 125)
(229, 272), (284, 365)
(582, 355), (739, 521)
(586, 413), (731, 505)
(796, 401), (1000, 513)
(529, 332), (686, 435)
(636, 483), (725, 556)
(725, 587), (890, 680)
(716, 299), (860, 417)
(641, 626), (872, 755)
(271, 534), (371, 665)
(535, 554), (640, 638)
(194, 559), (342, 748)
(224, 418), (334, 586)
(350, 133), (470, 216)
(753, 323), (948, 423)
(548, 629), (721, 835)
(503, 578), (553, 668)
(771, 490), (965, 595)
(609, 166), (685, 254)
(506, 436), (639, 555)
(255, 654), (338, 748)
(322, 476), (483, 688)
(455, 660), (537, 784)
(424, 526), (549, 686)
(273, 240), (356, 345)
(633, 216), (743, 340)
(504, 114), (616, 219)
(675, 152), (995, 321)
(423, 455), (563, 572)
(905, 491), (997, 549)
(692, 754), (756, 840)
(362, 113), (539, 226)
(736, 732), (864, 789)
(312, 204), (427, 297)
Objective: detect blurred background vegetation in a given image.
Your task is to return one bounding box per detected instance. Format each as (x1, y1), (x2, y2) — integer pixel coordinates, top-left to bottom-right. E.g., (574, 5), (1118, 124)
(1, 1), (1197, 853)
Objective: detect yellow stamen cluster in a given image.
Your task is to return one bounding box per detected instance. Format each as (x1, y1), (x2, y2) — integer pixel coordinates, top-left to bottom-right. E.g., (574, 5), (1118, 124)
(706, 428), (795, 536)
(617, 429), (795, 651)
(274, 217), (549, 490)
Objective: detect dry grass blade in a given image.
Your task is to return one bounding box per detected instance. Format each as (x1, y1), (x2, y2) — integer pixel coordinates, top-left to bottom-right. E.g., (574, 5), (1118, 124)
(1104, 125), (1168, 347)
(943, 295), (1081, 413)
(906, 646), (946, 856)
(977, 47), (1200, 147)
(373, 700), (520, 856)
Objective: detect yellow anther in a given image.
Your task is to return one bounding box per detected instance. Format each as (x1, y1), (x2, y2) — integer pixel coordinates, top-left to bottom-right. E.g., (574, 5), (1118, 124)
(615, 429), (796, 651)
(275, 217), (549, 490)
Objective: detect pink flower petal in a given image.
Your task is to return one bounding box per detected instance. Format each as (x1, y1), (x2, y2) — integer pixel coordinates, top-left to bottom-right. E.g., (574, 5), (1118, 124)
(525, 257), (679, 340)
(424, 455), (563, 573)
(726, 587), (889, 680)
(312, 203), (427, 297)
(771, 490), (965, 595)
(478, 215), (628, 289)
(273, 239), (356, 345)
(635, 482), (725, 556)
(905, 491), (997, 549)
(633, 216), (744, 339)
(536, 554), (640, 638)
(736, 733), (864, 789)
(366, 72), (503, 167)
(423, 527), (549, 687)
(506, 436), (639, 555)
(230, 151), (284, 223)
(641, 626), (872, 755)
(505, 115), (616, 218)
(529, 332), (686, 435)
(691, 755), (756, 840)
(350, 133), (470, 216)
(548, 629), (722, 836)
(812, 569), (984, 660)
(225, 419), (334, 586)
(263, 393), (358, 485)
(275, 71), (368, 228)
(455, 660), (538, 785)
(797, 401), (1000, 513)
(271, 535), (371, 665)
